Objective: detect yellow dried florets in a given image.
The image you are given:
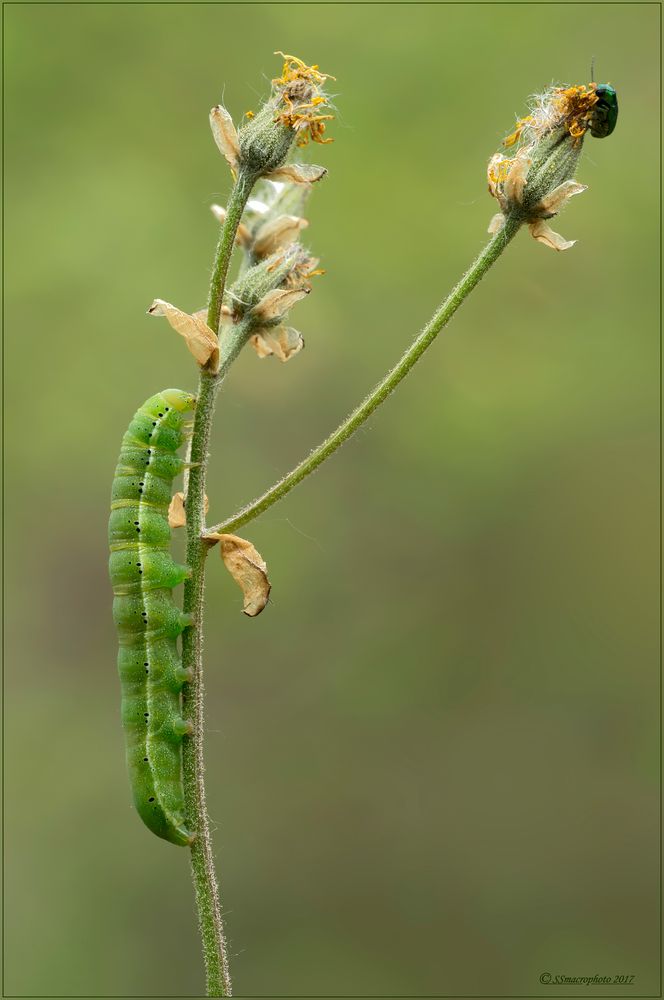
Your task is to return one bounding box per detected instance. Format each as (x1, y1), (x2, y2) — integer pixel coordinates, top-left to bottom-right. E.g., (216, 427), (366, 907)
(271, 52), (335, 146)
(285, 254), (325, 289)
(504, 83), (599, 148)
(211, 53), (335, 180)
(264, 249), (324, 288)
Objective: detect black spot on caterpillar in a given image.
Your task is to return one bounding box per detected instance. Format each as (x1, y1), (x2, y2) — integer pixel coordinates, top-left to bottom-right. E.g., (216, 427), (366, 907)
(108, 389), (196, 846)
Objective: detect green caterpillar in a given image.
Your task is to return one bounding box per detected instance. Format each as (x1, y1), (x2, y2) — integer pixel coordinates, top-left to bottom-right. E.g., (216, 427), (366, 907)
(108, 389), (197, 846)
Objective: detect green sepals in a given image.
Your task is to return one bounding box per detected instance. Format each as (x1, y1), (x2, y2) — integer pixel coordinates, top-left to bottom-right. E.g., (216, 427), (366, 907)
(519, 128), (583, 218)
(238, 98), (295, 177)
(226, 243), (309, 322)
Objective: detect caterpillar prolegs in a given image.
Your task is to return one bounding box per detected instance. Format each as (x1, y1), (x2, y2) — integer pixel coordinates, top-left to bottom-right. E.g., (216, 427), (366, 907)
(108, 389), (197, 846)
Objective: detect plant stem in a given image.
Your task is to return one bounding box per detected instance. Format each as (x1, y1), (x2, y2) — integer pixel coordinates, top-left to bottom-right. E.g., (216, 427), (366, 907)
(181, 203), (520, 994)
(181, 170), (254, 998)
(207, 214), (523, 536)
(207, 173), (255, 335)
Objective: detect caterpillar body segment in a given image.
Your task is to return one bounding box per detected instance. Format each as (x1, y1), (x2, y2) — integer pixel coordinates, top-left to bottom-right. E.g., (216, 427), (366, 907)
(108, 389), (197, 847)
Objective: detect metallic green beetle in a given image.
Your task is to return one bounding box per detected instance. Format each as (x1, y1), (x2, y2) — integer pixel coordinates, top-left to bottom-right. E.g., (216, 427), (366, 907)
(590, 84), (618, 138)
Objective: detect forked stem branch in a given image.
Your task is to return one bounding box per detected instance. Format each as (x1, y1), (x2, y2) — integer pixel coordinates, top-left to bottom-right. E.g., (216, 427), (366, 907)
(181, 193), (521, 996)
(206, 213), (523, 538)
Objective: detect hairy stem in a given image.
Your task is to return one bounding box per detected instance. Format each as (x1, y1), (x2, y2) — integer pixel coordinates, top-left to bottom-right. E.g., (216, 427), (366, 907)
(207, 214), (523, 536)
(207, 173), (255, 335)
(181, 170), (254, 998)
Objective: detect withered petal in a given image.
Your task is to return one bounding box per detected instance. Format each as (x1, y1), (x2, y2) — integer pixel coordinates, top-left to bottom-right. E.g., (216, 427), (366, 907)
(148, 298), (220, 370)
(504, 148), (532, 204)
(250, 325), (304, 362)
(266, 163), (327, 185)
(209, 105), (241, 172)
(529, 220), (576, 251)
(536, 180), (587, 218)
(253, 287), (309, 322)
(253, 215), (309, 257)
(488, 212), (506, 235)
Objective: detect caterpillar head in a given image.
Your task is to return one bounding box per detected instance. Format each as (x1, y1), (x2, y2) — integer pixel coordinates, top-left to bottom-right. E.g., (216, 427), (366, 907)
(161, 389), (196, 413)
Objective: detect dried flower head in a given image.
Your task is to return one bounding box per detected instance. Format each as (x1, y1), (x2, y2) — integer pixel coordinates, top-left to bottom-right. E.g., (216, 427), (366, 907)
(271, 52), (335, 147)
(228, 243), (317, 313)
(222, 242), (320, 363)
(228, 53), (334, 179)
(487, 83), (598, 251)
(503, 84), (600, 148)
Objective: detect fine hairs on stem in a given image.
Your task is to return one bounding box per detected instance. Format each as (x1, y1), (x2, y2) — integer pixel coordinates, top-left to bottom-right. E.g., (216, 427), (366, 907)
(140, 55), (610, 996)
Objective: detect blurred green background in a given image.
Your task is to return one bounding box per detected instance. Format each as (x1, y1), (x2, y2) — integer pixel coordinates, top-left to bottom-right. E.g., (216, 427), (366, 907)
(4, 3), (660, 997)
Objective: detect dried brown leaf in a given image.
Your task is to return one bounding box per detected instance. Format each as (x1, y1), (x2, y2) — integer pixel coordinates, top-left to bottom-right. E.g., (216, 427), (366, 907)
(148, 299), (220, 370)
(168, 492), (187, 528)
(168, 492), (210, 528)
(207, 532), (271, 617)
